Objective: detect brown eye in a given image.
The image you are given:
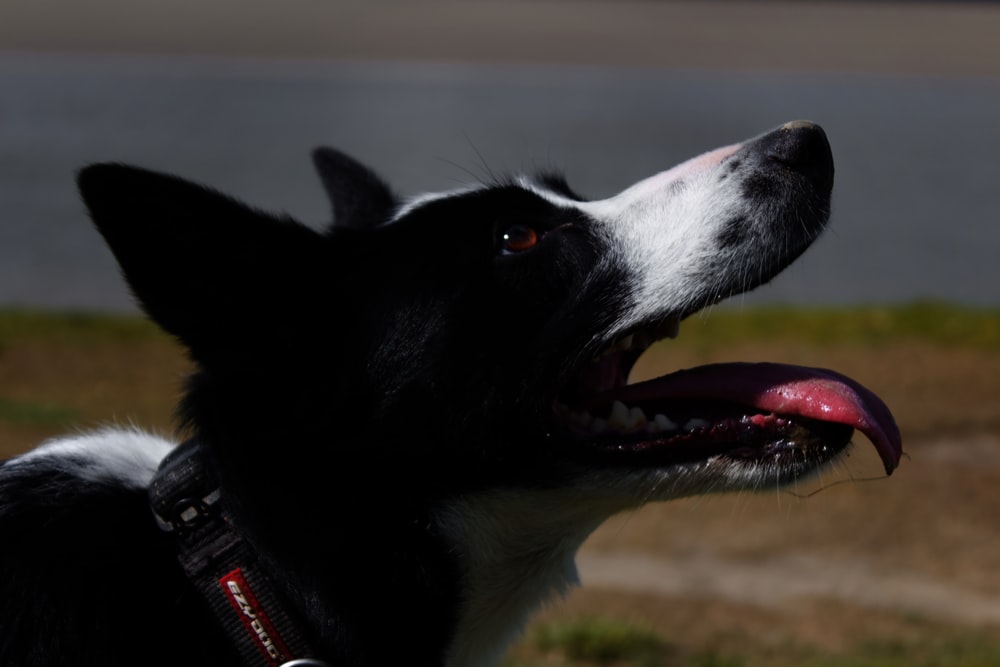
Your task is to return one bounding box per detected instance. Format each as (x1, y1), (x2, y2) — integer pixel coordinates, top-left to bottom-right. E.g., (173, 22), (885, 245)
(501, 225), (539, 254)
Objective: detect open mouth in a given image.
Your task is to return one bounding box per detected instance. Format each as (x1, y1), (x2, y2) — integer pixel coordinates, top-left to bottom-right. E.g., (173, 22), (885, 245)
(554, 316), (903, 477)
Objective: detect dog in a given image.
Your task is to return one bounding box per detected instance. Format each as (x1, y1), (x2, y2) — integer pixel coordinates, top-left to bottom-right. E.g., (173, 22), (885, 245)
(0, 120), (901, 667)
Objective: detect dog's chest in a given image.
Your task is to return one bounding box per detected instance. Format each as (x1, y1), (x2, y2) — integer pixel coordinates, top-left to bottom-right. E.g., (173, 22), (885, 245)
(436, 490), (613, 667)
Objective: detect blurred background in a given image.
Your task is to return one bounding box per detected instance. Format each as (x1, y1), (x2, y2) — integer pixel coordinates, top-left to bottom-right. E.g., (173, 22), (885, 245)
(3, 0), (1000, 310)
(2, 2), (999, 666)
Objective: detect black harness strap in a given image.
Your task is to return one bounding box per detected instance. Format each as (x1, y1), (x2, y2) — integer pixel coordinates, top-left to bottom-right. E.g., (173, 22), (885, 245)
(149, 440), (329, 667)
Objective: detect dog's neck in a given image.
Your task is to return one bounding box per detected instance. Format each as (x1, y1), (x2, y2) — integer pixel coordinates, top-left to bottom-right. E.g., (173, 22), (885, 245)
(436, 487), (624, 667)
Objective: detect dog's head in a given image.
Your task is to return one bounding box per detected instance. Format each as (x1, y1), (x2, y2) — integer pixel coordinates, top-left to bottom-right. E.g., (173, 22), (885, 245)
(77, 121), (900, 511)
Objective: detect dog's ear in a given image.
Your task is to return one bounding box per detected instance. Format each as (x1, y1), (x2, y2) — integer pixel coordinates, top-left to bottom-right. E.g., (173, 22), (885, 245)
(77, 164), (329, 359)
(311, 147), (397, 229)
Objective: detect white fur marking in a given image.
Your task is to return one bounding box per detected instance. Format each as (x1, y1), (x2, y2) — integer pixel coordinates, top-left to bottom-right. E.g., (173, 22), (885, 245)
(392, 185), (481, 221)
(438, 487), (631, 667)
(527, 142), (746, 339)
(11, 427), (176, 489)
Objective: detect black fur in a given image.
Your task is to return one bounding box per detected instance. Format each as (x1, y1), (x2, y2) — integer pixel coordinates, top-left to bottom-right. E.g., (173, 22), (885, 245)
(1, 123), (899, 667)
(3, 156), (626, 667)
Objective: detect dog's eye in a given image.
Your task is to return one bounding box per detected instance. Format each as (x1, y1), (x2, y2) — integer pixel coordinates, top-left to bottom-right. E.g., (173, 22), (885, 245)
(500, 225), (539, 254)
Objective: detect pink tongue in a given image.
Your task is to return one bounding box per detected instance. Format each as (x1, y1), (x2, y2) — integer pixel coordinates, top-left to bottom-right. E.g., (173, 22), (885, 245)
(617, 362), (902, 475)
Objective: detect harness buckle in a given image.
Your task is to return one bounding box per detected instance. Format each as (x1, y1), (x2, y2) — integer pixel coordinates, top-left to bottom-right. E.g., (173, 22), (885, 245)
(164, 488), (221, 534)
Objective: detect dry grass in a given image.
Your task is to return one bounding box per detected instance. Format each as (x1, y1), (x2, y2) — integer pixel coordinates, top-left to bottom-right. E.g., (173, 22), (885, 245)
(2, 306), (999, 664)
(0, 311), (186, 456)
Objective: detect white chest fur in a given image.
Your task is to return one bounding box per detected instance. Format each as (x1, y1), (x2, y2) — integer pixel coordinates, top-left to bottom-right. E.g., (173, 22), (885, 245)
(437, 488), (623, 667)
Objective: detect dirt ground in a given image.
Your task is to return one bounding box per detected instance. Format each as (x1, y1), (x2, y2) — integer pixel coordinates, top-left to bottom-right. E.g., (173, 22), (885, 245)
(2, 325), (999, 661)
(532, 335), (1000, 658)
(563, 430), (1000, 653)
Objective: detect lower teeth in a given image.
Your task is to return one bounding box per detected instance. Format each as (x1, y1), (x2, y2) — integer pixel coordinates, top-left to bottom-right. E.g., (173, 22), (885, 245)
(560, 401), (709, 436)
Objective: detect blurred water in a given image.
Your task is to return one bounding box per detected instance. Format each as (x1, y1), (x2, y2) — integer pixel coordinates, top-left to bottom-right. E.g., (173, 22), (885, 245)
(2, 53), (998, 311)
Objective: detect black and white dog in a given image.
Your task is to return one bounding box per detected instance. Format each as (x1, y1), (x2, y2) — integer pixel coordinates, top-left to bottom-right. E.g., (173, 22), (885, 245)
(0, 121), (900, 667)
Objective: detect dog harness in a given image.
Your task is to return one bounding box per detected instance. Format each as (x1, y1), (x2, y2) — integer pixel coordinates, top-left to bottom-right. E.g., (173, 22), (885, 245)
(149, 440), (330, 667)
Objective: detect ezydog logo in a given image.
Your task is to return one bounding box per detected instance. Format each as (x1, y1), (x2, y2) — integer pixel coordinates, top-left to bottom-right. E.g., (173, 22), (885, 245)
(220, 568), (292, 665)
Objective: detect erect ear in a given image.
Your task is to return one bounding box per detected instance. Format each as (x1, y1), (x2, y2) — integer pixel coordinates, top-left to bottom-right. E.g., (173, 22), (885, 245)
(77, 164), (331, 361)
(311, 147), (397, 229)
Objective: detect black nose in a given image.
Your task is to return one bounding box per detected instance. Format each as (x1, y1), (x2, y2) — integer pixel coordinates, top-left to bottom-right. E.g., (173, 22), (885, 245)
(764, 120), (835, 192)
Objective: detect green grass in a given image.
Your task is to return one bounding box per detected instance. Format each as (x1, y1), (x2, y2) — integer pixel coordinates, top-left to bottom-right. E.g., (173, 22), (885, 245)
(778, 635), (1000, 667)
(0, 398), (77, 426)
(686, 302), (1000, 348)
(0, 308), (167, 347)
(2, 302), (999, 348)
(505, 618), (1000, 667)
(506, 616), (676, 667)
